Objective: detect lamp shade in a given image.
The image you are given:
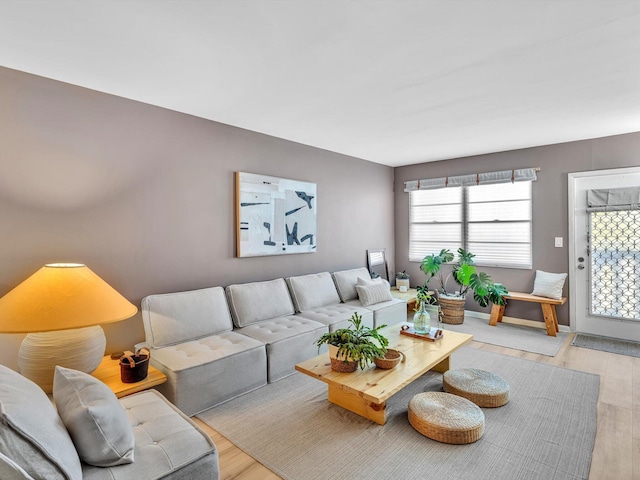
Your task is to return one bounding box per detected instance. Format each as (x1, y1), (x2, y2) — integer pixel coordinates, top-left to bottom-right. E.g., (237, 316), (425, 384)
(0, 264), (137, 333)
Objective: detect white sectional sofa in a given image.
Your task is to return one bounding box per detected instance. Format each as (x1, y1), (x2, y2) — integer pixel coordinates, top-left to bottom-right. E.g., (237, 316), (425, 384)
(141, 286), (268, 416)
(139, 268), (407, 416)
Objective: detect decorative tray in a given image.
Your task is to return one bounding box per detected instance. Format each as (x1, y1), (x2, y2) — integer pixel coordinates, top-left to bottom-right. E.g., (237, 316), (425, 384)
(400, 325), (444, 342)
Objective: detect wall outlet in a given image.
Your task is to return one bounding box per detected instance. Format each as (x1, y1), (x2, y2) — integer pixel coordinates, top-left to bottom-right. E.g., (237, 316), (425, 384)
(554, 237), (563, 248)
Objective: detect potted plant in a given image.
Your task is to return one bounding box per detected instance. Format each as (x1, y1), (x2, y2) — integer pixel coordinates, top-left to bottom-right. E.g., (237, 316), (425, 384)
(395, 270), (410, 291)
(420, 248), (508, 324)
(315, 313), (389, 372)
(413, 286), (439, 333)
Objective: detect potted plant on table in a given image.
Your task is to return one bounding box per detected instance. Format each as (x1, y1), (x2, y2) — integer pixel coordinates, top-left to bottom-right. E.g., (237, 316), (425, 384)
(420, 248), (508, 325)
(315, 313), (389, 372)
(395, 270), (410, 291)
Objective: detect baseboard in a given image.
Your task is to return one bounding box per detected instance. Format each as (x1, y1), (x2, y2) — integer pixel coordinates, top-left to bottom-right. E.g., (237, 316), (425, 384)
(464, 310), (571, 333)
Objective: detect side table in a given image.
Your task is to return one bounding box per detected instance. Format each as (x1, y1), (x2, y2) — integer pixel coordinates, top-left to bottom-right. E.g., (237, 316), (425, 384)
(390, 287), (418, 314)
(91, 354), (167, 398)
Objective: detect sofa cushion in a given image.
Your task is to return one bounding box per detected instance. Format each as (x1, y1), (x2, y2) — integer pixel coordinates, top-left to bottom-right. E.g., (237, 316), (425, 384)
(142, 286), (233, 348)
(151, 331), (265, 372)
(226, 278), (295, 328)
(286, 272), (341, 311)
(82, 390), (218, 480)
(0, 365), (82, 480)
(332, 267), (372, 302)
(236, 315), (327, 382)
(53, 366), (135, 467)
(356, 280), (393, 306)
(151, 334), (267, 416)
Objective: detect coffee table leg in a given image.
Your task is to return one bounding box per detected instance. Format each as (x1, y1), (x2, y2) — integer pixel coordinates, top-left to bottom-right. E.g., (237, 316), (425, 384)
(431, 355), (450, 373)
(327, 385), (387, 425)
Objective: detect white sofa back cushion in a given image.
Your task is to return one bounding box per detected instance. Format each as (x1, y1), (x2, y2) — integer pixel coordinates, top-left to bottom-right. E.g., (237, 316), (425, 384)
(0, 365), (82, 480)
(332, 267), (372, 302)
(226, 278), (295, 328)
(141, 286), (233, 349)
(286, 272), (341, 312)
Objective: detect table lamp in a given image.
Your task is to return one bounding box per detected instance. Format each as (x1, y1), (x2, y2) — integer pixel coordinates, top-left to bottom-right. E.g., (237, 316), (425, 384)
(0, 263), (137, 393)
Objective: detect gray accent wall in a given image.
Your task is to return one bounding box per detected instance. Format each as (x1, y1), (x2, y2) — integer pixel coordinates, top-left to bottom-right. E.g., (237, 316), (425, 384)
(394, 133), (640, 326)
(0, 67), (395, 369)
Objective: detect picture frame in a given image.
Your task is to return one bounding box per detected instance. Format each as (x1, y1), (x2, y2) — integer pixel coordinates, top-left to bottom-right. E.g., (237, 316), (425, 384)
(236, 172), (317, 257)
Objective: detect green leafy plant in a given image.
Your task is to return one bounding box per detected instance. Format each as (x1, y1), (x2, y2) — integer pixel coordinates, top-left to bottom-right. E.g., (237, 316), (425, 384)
(315, 313), (389, 370)
(396, 270), (410, 279)
(420, 248), (508, 307)
(415, 284), (437, 307)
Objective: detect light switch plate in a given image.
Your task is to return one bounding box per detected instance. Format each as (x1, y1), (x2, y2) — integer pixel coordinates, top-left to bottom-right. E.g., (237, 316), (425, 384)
(554, 237), (563, 248)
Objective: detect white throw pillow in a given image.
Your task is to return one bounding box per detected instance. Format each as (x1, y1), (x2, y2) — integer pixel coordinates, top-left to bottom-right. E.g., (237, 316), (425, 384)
(53, 366), (135, 467)
(531, 270), (567, 300)
(356, 280), (392, 306)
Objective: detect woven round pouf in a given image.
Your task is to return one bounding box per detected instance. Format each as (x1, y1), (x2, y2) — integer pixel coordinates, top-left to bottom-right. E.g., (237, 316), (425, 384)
(443, 368), (510, 408)
(408, 392), (485, 444)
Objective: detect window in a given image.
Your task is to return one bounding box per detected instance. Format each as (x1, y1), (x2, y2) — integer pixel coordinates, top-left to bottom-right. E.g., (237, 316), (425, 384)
(409, 181), (532, 268)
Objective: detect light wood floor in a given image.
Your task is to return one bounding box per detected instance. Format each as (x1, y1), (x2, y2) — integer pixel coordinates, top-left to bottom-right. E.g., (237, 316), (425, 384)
(193, 333), (640, 480)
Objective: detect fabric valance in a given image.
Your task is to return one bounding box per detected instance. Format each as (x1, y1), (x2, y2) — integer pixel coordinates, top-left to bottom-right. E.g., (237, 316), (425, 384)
(587, 187), (640, 212)
(404, 167), (538, 192)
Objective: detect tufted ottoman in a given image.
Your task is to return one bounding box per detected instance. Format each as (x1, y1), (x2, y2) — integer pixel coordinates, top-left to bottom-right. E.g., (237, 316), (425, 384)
(443, 368), (510, 407)
(408, 392), (485, 444)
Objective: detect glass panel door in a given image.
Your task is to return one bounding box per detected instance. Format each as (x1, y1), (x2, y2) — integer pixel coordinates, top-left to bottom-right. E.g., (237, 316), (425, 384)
(589, 210), (640, 320)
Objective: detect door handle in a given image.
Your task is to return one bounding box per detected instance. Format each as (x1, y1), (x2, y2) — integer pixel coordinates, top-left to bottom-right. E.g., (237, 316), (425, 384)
(577, 264), (585, 270)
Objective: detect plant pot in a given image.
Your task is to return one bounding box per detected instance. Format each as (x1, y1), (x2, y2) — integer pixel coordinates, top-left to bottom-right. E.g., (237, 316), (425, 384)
(374, 349), (405, 369)
(396, 278), (410, 290)
(328, 345), (358, 372)
(438, 295), (466, 325)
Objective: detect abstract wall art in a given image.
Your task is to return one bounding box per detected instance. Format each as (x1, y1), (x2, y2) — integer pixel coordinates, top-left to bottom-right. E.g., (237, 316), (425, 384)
(236, 172), (317, 257)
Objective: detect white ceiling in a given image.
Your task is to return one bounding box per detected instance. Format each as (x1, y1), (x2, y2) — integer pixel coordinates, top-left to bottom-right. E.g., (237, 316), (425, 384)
(1, 1), (640, 167)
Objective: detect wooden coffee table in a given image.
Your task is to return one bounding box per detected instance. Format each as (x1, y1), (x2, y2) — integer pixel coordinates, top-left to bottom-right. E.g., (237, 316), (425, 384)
(295, 324), (472, 425)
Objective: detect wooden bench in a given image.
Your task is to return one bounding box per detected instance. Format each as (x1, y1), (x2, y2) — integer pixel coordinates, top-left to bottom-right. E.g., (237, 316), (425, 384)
(489, 291), (567, 337)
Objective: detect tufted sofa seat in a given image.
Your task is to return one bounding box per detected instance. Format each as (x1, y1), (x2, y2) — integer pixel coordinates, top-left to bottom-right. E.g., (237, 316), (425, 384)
(142, 286), (267, 416)
(83, 390), (218, 480)
(226, 278), (328, 382)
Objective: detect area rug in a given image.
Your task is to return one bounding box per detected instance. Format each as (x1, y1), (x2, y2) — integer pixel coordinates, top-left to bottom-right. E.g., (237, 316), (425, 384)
(440, 314), (568, 356)
(198, 347), (599, 480)
(572, 333), (640, 357)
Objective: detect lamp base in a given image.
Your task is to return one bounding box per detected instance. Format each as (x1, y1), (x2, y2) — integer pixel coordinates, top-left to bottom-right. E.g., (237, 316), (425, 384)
(18, 326), (106, 393)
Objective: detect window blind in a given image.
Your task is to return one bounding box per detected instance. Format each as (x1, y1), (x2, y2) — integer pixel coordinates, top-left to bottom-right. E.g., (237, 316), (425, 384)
(408, 180), (533, 268)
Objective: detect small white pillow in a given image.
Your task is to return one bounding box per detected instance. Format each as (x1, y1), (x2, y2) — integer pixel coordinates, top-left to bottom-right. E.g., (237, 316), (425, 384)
(356, 280), (393, 306)
(531, 270), (567, 300)
(53, 366), (135, 467)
